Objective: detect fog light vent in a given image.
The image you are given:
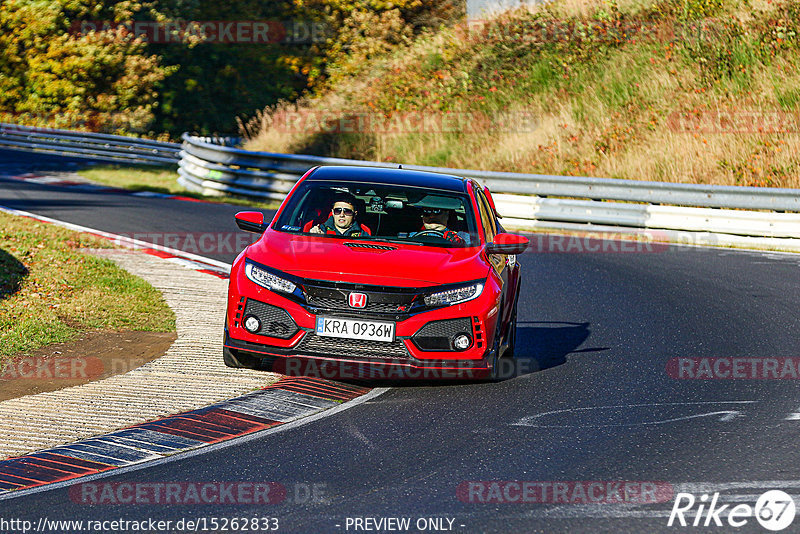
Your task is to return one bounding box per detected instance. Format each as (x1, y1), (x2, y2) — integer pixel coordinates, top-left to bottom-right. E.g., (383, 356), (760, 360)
(242, 299), (299, 339)
(412, 318), (472, 351)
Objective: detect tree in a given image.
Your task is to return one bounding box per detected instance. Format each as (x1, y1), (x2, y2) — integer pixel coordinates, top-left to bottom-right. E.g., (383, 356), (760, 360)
(0, 0), (170, 134)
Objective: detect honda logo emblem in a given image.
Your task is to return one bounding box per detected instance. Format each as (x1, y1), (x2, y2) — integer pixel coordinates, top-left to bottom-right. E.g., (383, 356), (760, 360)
(348, 292), (367, 308)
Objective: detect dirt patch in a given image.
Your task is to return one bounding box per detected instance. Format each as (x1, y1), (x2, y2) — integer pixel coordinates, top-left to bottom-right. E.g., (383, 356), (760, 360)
(0, 330), (176, 402)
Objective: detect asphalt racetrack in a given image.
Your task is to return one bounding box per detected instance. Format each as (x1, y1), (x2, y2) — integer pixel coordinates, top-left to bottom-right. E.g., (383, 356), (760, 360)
(2, 149), (800, 533)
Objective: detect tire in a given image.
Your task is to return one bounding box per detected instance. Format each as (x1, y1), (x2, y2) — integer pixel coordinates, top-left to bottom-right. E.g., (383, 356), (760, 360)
(223, 346), (262, 369)
(504, 304), (518, 360)
(488, 324), (507, 382)
(489, 296), (518, 381)
(488, 349), (502, 382)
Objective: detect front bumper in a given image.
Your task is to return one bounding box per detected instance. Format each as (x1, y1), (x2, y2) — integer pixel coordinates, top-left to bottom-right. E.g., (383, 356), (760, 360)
(224, 329), (495, 380)
(225, 258), (505, 379)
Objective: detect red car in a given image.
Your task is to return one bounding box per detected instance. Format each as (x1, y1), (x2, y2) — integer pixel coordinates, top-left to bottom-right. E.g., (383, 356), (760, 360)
(224, 165), (528, 380)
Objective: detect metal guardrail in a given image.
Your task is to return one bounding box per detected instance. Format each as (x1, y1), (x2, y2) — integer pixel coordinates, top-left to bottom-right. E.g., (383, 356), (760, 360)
(179, 134), (800, 212)
(2, 125), (798, 242)
(0, 123), (180, 165)
(178, 134), (800, 241)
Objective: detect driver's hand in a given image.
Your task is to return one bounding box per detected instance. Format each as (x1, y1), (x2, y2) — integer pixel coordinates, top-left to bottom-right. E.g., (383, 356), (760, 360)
(443, 230), (464, 244)
(309, 225), (323, 234)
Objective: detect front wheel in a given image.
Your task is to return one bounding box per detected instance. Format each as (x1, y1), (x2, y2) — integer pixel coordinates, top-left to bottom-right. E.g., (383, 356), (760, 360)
(488, 349), (503, 382)
(223, 346), (262, 369)
(489, 301), (518, 381)
(504, 303), (518, 360)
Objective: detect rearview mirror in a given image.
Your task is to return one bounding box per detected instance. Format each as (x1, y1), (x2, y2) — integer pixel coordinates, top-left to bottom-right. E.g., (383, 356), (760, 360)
(486, 233), (529, 255)
(235, 211), (266, 233)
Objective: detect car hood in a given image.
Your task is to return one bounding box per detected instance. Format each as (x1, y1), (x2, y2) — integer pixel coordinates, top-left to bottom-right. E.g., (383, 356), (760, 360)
(246, 230), (488, 287)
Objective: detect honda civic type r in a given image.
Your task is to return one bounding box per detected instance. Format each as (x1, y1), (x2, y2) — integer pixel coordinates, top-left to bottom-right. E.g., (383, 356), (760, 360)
(223, 165), (528, 380)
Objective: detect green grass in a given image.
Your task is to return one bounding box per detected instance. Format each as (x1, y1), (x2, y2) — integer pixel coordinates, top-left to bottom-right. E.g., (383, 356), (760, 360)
(0, 212), (176, 362)
(776, 85), (800, 110)
(417, 146), (453, 167)
(78, 165), (280, 209)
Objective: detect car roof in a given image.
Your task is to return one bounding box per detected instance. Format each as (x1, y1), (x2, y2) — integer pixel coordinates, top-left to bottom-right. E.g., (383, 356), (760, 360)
(305, 166), (469, 193)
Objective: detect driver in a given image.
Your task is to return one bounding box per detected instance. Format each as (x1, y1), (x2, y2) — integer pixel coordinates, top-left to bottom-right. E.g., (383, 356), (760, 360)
(412, 207), (468, 245)
(309, 193), (371, 237)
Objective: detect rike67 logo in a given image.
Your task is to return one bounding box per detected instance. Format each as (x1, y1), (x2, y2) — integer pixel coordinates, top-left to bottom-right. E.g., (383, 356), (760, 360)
(668, 490), (796, 531)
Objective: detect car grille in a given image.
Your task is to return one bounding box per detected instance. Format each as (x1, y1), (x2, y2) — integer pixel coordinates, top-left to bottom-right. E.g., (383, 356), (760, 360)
(303, 282), (417, 316)
(343, 242), (397, 251)
(295, 333), (410, 360)
(306, 296), (402, 314)
(243, 299), (299, 339)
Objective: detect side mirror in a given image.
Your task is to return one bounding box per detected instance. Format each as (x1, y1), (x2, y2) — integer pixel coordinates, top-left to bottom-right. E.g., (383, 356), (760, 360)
(486, 233), (529, 255)
(235, 211), (266, 233)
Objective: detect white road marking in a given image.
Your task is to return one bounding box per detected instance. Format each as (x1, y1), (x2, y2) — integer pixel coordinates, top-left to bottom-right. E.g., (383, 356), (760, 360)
(677, 481), (800, 493)
(0, 205), (231, 273)
(512, 401), (755, 428)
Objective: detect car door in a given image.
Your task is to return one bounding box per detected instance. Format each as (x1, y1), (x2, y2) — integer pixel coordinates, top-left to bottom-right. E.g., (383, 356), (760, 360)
(474, 186), (516, 342)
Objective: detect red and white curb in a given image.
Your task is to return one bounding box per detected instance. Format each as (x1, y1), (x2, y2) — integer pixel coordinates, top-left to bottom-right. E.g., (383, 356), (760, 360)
(0, 377), (373, 498)
(0, 201), (385, 498)
(0, 205), (230, 279)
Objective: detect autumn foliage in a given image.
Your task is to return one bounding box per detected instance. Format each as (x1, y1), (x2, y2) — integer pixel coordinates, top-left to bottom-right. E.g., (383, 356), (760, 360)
(0, 0), (457, 137)
(0, 0), (170, 134)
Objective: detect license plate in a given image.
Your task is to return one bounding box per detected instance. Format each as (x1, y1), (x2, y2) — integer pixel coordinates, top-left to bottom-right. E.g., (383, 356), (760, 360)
(315, 316), (395, 342)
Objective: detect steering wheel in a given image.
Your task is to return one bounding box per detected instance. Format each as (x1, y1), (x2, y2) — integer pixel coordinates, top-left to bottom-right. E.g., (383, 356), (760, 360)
(412, 229), (446, 238)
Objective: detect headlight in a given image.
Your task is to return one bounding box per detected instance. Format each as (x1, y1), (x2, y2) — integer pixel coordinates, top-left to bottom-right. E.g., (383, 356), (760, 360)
(424, 282), (483, 307)
(245, 263), (296, 293)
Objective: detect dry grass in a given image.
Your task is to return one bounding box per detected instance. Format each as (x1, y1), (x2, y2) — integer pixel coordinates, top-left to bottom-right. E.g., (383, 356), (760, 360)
(549, 0), (654, 17)
(243, 0), (800, 188)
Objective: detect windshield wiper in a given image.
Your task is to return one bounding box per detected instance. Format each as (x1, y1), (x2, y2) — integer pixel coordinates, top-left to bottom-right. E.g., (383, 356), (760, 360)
(363, 237), (425, 246)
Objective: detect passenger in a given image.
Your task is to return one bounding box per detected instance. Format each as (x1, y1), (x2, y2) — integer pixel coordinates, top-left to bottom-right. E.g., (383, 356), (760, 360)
(309, 193), (371, 237)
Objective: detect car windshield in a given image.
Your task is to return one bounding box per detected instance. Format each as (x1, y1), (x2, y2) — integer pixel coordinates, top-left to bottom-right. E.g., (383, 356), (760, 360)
(273, 180), (479, 247)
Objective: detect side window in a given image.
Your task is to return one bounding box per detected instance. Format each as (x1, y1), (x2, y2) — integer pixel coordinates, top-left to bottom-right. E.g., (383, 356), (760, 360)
(475, 189), (497, 243)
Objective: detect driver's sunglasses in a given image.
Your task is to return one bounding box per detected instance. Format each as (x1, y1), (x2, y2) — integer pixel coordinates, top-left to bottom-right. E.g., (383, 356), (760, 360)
(333, 207), (355, 216)
(422, 208), (444, 215)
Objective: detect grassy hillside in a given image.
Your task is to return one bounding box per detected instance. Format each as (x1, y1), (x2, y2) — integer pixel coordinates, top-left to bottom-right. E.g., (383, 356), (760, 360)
(244, 0), (800, 188)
